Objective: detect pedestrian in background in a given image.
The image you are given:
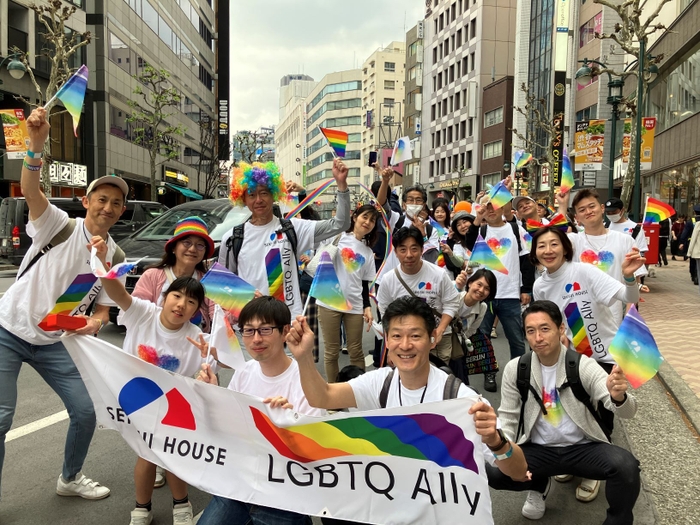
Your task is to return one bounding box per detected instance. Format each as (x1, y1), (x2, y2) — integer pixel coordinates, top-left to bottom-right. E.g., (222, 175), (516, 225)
(686, 216), (700, 293)
(679, 205), (700, 285)
(657, 217), (670, 266)
(671, 215), (685, 260)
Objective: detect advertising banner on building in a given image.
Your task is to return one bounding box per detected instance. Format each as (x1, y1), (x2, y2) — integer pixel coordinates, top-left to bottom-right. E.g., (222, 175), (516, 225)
(1, 109), (30, 160)
(574, 120), (605, 171)
(622, 117), (656, 170)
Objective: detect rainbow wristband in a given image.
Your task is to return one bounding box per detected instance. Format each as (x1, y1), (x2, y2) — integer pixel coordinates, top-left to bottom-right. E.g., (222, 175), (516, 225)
(23, 159), (42, 171)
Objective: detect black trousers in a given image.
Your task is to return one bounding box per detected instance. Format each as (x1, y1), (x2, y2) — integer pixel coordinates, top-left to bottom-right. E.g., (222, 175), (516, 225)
(658, 237), (668, 264)
(487, 442), (640, 525)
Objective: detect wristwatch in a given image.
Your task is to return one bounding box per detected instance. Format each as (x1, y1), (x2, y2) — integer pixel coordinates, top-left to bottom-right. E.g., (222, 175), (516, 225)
(487, 428), (509, 452)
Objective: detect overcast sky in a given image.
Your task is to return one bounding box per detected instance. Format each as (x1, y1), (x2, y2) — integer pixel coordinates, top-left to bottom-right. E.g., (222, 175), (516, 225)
(230, 0), (424, 132)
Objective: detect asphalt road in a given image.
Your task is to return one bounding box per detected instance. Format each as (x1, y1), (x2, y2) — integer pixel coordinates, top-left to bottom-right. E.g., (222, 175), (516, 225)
(0, 268), (666, 524)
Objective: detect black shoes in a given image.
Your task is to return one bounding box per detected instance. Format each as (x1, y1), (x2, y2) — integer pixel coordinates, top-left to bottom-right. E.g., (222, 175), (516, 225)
(484, 373), (498, 392)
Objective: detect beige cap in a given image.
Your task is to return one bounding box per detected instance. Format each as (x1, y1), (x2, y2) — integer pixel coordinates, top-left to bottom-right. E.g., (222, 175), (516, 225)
(86, 175), (129, 199)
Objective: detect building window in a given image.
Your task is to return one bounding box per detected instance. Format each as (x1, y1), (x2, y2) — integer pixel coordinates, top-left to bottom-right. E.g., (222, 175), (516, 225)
(384, 61), (396, 72)
(579, 13), (602, 48)
(470, 18), (477, 40)
(469, 118), (474, 136)
(482, 172), (501, 188)
(467, 150), (473, 168)
(382, 79), (395, 91)
(484, 106), (504, 127)
(462, 57), (468, 77)
(575, 105), (598, 121)
(483, 140), (503, 160)
(470, 52), (476, 72)
(460, 120), (466, 139)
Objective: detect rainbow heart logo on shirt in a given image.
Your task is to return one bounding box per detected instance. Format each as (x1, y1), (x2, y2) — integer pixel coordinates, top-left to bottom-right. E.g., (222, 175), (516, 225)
(565, 282), (581, 293)
(523, 232), (532, 251)
(580, 250), (614, 272)
(418, 282), (432, 290)
(487, 237), (512, 258)
(138, 344), (180, 372)
(340, 247), (365, 273)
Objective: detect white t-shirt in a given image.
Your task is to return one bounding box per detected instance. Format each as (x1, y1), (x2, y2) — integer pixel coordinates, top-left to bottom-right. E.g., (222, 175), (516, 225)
(118, 297), (217, 377)
(219, 217), (315, 318)
(317, 232), (376, 314)
(530, 364), (589, 447)
(476, 223), (529, 299)
(0, 205), (121, 345)
(349, 366), (496, 465)
(609, 219), (649, 252)
(227, 358), (325, 417)
(377, 261), (460, 333)
(533, 262), (626, 364)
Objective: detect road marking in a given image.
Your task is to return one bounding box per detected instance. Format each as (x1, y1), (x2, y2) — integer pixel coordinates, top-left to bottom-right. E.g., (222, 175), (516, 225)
(6, 410), (68, 442)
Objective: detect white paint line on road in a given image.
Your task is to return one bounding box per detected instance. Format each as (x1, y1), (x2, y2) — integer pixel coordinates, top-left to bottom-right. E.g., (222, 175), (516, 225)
(6, 410), (68, 442)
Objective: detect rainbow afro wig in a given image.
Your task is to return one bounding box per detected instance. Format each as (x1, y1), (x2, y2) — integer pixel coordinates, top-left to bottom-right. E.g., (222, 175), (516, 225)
(230, 162), (287, 206)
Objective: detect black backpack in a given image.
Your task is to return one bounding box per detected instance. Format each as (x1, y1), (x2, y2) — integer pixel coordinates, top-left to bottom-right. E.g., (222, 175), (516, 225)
(224, 218), (298, 273)
(479, 222), (523, 252)
(378, 368), (462, 408)
(515, 350), (612, 442)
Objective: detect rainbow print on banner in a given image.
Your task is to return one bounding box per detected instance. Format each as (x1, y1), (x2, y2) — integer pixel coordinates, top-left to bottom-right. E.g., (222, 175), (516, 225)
(308, 251), (351, 311)
(52, 65), (89, 136)
(320, 128), (348, 158)
(485, 180), (513, 211)
(564, 301), (593, 357)
(559, 147), (575, 194)
(200, 262), (256, 318)
(643, 197), (675, 225)
(608, 305), (663, 389)
(469, 234), (508, 275)
(251, 407), (479, 473)
(265, 249), (284, 302)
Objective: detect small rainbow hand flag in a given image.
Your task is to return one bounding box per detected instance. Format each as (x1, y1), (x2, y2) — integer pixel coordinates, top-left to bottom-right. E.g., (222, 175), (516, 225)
(469, 234), (508, 274)
(436, 252), (446, 268)
(320, 127), (348, 158)
(643, 197), (675, 224)
(53, 65), (89, 137)
(90, 247), (144, 279)
(525, 213), (569, 233)
(608, 305), (663, 389)
(390, 136), (413, 166)
(486, 180), (513, 211)
(514, 150), (533, 170)
(200, 262), (256, 318)
(559, 146), (575, 194)
(208, 304), (246, 370)
(429, 217), (447, 238)
(309, 251), (351, 311)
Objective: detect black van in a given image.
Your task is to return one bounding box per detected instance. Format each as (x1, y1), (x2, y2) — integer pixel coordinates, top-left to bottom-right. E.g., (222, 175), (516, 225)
(0, 197), (167, 266)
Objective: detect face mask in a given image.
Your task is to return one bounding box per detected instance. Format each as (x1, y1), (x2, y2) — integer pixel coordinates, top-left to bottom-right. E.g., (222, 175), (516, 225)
(406, 204), (423, 219)
(606, 213), (622, 223)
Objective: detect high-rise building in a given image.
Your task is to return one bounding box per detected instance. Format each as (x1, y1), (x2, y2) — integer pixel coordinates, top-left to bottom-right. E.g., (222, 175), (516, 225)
(420, 0), (517, 203)
(304, 70), (362, 218)
(275, 74), (317, 186)
(404, 23), (425, 190)
(360, 42), (406, 187)
(480, 76), (514, 191)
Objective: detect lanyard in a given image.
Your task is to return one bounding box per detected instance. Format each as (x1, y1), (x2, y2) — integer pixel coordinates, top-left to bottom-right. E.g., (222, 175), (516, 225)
(398, 375), (428, 406)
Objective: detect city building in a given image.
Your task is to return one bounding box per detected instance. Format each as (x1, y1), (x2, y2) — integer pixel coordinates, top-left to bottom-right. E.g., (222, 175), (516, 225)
(479, 76), (514, 191)
(360, 41), (405, 188)
(275, 74), (317, 187)
(420, 0), (517, 204)
(304, 69), (363, 218)
(403, 22), (425, 190)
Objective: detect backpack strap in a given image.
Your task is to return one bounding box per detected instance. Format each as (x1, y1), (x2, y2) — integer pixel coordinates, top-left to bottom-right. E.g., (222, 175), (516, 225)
(225, 221), (248, 273)
(560, 349), (612, 441)
(379, 369), (395, 408)
(443, 374), (462, 400)
(515, 352), (548, 440)
(279, 218), (298, 256)
(18, 219), (77, 280)
(393, 214), (406, 234)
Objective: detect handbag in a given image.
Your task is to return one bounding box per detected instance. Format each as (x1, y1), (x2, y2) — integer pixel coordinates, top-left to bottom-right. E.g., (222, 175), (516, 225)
(305, 234), (341, 276)
(465, 331), (499, 375)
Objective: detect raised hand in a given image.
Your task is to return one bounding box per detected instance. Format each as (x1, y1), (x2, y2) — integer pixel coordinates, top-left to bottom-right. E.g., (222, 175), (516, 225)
(332, 158), (348, 190)
(26, 107), (50, 151)
(606, 365), (628, 402)
(621, 248), (646, 278)
(286, 315), (315, 360)
(196, 363), (218, 385)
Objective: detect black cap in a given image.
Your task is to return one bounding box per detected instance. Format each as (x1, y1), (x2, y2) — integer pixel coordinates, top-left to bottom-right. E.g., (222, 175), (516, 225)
(694, 204), (700, 214)
(605, 198), (624, 212)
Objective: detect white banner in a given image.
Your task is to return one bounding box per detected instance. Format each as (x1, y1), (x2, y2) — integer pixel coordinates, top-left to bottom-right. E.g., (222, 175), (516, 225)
(63, 335), (493, 525)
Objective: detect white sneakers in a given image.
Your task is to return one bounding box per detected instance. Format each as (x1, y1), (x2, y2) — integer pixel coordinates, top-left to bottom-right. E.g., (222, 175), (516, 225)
(129, 508), (153, 525)
(522, 477), (551, 520)
(56, 473), (110, 500)
(173, 502), (194, 525)
(154, 466), (166, 488)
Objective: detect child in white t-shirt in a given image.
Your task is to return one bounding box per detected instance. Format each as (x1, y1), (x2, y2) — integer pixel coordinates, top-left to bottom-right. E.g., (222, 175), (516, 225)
(91, 237), (218, 525)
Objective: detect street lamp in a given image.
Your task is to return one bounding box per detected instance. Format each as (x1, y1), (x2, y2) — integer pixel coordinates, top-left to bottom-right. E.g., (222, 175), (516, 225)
(575, 58), (624, 199)
(0, 53), (27, 81)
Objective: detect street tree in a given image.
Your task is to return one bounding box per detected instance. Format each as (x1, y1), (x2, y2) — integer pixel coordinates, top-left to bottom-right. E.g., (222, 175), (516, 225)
(127, 65), (185, 201)
(195, 115), (229, 198)
(592, 0), (670, 206)
(231, 129), (274, 165)
(13, 0), (91, 196)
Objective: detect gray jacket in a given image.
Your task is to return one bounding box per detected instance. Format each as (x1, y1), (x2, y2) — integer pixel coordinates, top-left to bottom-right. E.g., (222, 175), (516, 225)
(498, 345), (638, 444)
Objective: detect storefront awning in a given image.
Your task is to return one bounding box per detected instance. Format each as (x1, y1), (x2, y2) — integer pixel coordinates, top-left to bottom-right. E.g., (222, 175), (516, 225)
(165, 183), (202, 200)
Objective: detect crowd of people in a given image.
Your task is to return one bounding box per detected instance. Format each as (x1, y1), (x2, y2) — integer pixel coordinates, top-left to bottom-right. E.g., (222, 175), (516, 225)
(1, 106), (690, 525)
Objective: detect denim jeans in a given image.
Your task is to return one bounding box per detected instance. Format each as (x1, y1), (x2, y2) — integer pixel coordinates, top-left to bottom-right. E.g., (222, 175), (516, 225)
(198, 496), (312, 525)
(0, 326), (96, 497)
(479, 298), (526, 360)
(487, 442), (640, 525)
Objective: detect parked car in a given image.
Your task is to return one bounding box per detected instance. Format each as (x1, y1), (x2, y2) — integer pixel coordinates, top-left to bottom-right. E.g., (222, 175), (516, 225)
(0, 197), (167, 266)
(109, 198), (251, 323)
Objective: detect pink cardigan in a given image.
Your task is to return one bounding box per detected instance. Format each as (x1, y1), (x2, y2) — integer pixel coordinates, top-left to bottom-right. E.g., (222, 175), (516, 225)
(132, 267), (215, 332)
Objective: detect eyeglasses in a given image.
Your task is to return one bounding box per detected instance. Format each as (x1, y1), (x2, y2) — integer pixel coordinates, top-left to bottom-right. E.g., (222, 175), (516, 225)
(240, 326), (284, 337)
(181, 239), (207, 251)
(405, 197), (425, 204)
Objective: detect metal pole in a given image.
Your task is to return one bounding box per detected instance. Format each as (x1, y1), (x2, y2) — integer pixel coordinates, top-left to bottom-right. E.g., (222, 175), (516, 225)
(608, 103), (618, 198)
(632, 38), (646, 221)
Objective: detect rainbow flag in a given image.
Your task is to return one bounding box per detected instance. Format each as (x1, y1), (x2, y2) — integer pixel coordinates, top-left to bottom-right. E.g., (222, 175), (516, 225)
(54, 65), (89, 136)
(320, 127), (348, 158)
(209, 304), (246, 369)
(265, 249), (284, 302)
(390, 136), (413, 166)
(436, 252), (446, 268)
(513, 149), (533, 170)
(429, 217), (447, 238)
(308, 251), (351, 311)
(485, 180), (513, 211)
(285, 178), (335, 219)
(559, 146), (575, 194)
(90, 247), (144, 279)
(548, 206), (557, 216)
(643, 197), (675, 224)
(608, 305), (663, 388)
(200, 262), (256, 319)
(469, 234), (508, 274)
(564, 303), (593, 357)
(39, 273), (98, 330)
(449, 194), (456, 212)
(525, 213), (569, 233)
(250, 407), (479, 472)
